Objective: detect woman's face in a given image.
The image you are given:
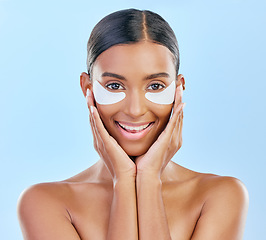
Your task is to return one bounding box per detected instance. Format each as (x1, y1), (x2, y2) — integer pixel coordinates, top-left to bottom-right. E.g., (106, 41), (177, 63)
(90, 41), (183, 156)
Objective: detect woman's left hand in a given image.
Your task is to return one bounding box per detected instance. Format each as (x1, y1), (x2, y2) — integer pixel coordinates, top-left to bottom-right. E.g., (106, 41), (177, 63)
(135, 88), (185, 179)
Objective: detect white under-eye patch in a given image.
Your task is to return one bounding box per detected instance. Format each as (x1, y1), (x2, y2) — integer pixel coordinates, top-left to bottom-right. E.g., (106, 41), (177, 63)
(145, 81), (176, 104)
(92, 81), (126, 105)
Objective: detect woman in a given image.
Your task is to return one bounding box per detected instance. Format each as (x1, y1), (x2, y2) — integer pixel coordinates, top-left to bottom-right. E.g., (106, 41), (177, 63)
(18, 9), (249, 240)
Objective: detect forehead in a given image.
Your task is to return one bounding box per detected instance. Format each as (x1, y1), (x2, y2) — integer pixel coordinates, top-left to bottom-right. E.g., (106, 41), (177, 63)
(92, 41), (176, 79)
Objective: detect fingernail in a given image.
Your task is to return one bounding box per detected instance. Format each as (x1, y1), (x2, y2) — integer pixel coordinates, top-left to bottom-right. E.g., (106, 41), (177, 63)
(183, 102), (186, 109)
(86, 89), (91, 97)
(90, 106), (94, 113)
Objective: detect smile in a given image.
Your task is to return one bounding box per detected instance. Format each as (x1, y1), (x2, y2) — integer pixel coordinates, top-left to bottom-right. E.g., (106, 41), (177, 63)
(115, 121), (154, 140)
(118, 122), (151, 132)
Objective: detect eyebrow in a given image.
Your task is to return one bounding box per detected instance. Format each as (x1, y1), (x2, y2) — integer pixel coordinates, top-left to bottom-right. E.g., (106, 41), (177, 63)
(144, 72), (170, 80)
(102, 72), (126, 80)
(101, 72), (170, 81)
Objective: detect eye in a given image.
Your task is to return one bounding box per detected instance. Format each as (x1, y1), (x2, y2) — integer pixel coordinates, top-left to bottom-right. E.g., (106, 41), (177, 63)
(106, 82), (124, 90)
(147, 83), (165, 91)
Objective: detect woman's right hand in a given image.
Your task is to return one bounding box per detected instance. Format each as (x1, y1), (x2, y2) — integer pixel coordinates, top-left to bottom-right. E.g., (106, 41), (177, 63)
(86, 89), (136, 183)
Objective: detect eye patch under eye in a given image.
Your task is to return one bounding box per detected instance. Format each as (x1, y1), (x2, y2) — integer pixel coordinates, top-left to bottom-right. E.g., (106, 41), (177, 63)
(145, 81), (176, 104)
(93, 81), (126, 105)
(91, 80), (176, 105)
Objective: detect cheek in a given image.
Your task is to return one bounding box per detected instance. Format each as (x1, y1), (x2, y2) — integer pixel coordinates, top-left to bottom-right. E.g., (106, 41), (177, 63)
(149, 103), (173, 129)
(96, 104), (122, 136)
(158, 106), (173, 123)
(96, 104), (117, 122)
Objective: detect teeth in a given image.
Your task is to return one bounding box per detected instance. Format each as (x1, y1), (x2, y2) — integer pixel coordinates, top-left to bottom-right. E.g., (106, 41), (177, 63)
(118, 122), (150, 132)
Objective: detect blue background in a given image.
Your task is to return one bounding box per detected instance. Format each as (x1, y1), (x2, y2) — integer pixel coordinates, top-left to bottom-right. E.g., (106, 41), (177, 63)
(1, 0), (265, 239)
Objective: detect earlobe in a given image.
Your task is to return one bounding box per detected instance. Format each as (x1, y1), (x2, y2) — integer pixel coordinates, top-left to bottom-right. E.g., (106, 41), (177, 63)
(177, 74), (185, 90)
(80, 72), (92, 97)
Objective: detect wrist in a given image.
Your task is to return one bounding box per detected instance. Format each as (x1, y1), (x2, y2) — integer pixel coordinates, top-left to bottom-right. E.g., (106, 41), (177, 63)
(137, 169), (161, 180)
(113, 169), (136, 182)
(113, 175), (136, 187)
(136, 172), (162, 185)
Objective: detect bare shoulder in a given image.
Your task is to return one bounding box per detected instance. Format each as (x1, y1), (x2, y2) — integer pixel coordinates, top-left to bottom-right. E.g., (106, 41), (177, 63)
(171, 163), (249, 202)
(169, 164), (249, 239)
(198, 174), (249, 204)
(17, 182), (72, 227)
(18, 182), (71, 211)
(17, 180), (103, 217)
(191, 173), (249, 240)
(17, 163), (107, 212)
(17, 182), (80, 240)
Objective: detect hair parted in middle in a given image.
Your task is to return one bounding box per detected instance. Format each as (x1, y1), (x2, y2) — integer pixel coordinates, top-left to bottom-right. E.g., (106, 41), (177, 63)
(86, 8), (180, 77)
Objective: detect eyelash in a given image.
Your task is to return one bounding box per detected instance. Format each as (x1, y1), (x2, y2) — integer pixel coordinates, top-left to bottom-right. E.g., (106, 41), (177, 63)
(105, 82), (125, 90)
(105, 82), (166, 91)
(147, 83), (165, 91)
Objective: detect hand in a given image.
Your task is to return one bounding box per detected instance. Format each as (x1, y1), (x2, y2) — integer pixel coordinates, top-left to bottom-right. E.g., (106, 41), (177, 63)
(86, 90), (136, 182)
(135, 87), (185, 178)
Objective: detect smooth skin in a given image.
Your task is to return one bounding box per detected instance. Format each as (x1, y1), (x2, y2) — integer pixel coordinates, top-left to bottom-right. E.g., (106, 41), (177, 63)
(17, 42), (249, 240)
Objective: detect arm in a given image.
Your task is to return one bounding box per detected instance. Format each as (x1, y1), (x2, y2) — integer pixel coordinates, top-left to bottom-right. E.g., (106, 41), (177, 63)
(107, 177), (138, 240)
(88, 91), (138, 240)
(89, 100), (183, 240)
(136, 173), (171, 240)
(191, 177), (249, 240)
(135, 96), (185, 239)
(18, 92), (139, 240)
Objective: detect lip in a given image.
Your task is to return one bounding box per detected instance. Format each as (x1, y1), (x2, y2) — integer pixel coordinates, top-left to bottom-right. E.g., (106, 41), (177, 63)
(115, 121), (154, 140)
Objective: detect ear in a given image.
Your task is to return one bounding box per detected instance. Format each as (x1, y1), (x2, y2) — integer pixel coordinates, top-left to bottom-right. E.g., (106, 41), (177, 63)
(80, 72), (92, 97)
(177, 74), (185, 90)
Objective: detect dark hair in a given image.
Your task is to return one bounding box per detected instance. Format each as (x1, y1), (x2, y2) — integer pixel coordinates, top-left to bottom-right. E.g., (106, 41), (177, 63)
(87, 8), (180, 75)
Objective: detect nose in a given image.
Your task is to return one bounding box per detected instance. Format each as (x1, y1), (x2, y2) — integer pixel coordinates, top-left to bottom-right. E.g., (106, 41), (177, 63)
(123, 89), (147, 119)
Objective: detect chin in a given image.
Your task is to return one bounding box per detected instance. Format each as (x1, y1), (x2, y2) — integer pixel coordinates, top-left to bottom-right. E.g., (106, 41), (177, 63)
(120, 142), (151, 157)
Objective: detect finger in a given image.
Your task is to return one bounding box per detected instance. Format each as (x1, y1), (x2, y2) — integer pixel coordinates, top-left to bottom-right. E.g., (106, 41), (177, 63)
(90, 108), (106, 151)
(163, 102), (185, 138)
(170, 109), (183, 150)
(86, 89), (95, 114)
(160, 111), (181, 171)
(89, 111), (116, 177)
(172, 84), (183, 115)
(176, 110), (183, 150)
(179, 111), (183, 145)
(171, 106), (183, 138)
(86, 89), (106, 149)
(89, 111), (100, 151)
(90, 106), (111, 143)
(161, 110), (183, 170)
(86, 91), (106, 154)
(154, 103), (184, 151)
(90, 103), (124, 158)
(91, 106), (133, 177)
